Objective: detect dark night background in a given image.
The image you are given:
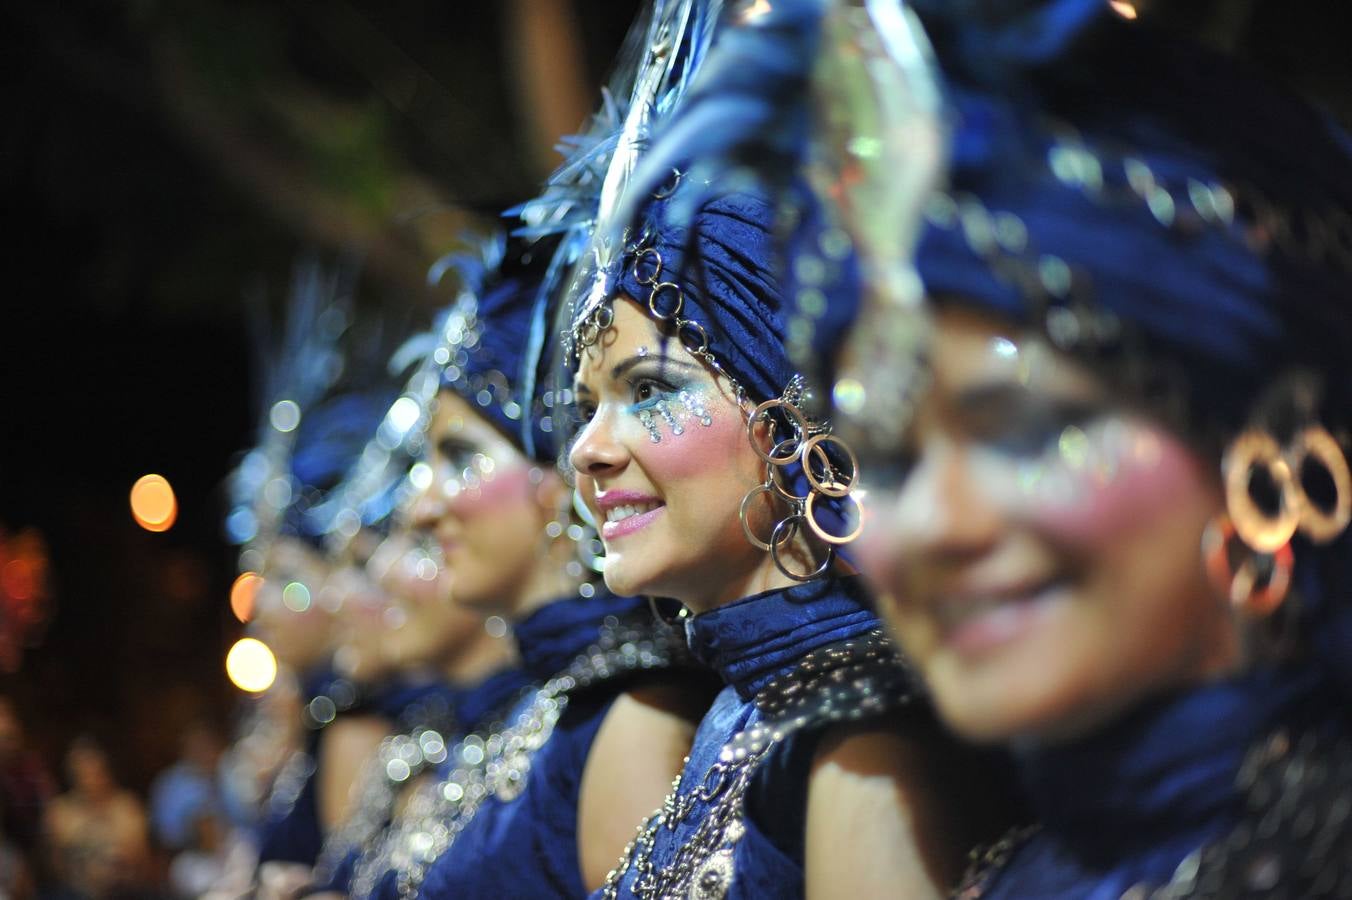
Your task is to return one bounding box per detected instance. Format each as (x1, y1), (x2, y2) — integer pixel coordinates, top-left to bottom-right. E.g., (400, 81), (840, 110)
(0, 0), (1347, 798)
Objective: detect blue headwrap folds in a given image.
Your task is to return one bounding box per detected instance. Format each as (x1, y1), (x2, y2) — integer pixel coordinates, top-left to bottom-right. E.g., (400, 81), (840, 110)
(603, 189), (794, 405)
(437, 238), (559, 464)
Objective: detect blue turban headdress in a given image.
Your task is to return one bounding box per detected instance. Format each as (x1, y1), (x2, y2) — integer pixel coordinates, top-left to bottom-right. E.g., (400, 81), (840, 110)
(430, 235), (559, 464)
(226, 256), (362, 550)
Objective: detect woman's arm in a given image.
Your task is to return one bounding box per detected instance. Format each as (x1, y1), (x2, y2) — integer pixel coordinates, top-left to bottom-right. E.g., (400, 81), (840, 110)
(805, 721), (969, 900)
(576, 683), (705, 891)
(315, 713), (390, 832)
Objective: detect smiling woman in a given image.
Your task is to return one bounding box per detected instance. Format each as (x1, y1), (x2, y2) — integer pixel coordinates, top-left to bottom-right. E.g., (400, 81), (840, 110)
(807, 1), (1352, 895)
(561, 184), (1005, 899)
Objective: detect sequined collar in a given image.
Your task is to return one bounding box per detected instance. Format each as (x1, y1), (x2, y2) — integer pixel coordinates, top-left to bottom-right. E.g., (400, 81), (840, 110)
(1015, 665), (1329, 866)
(683, 574), (878, 701)
(512, 590), (647, 681)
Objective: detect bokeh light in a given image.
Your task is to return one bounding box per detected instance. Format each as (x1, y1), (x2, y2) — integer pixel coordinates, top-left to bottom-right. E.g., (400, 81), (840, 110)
(130, 474), (178, 532)
(1109, 0), (1138, 19)
(230, 572), (263, 622)
(281, 581), (312, 612)
(226, 637), (277, 692)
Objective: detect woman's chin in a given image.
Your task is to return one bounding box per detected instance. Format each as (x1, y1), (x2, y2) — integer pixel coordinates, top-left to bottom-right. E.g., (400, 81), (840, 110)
(601, 556), (672, 602)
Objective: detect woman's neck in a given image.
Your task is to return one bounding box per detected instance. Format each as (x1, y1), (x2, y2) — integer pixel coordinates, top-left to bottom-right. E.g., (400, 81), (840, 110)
(684, 535), (852, 614)
(440, 628), (516, 686)
(509, 546), (583, 623)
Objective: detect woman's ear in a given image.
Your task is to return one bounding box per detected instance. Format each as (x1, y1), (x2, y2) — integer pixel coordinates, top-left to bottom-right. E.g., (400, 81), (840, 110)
(533, 467), (570, 519)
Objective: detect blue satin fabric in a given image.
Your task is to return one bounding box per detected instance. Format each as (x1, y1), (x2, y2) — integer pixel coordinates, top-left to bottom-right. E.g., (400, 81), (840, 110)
(607, 190), (791, 409)
(438, 237), (560, 463)
(981, 666), (1343, 899)
(256, 665), (349, 867)
(599, 575), (879, 899)
(256, 743), (324, 867)
(360, 591), (643, 899)
(512, 590), (647, 681)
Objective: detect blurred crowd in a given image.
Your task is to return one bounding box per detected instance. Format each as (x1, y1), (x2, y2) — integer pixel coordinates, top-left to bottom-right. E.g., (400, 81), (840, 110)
(0, 699), (247, 900)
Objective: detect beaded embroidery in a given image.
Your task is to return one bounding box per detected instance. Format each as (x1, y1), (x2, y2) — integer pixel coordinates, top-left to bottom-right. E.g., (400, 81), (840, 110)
(601, 630), (916, 900)
(308, 716), (457, 888)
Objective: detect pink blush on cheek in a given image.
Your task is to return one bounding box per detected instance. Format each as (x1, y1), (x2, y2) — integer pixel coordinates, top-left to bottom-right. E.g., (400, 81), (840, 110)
(447, 464), (536, 517)
(1017, 420), (1209, 543)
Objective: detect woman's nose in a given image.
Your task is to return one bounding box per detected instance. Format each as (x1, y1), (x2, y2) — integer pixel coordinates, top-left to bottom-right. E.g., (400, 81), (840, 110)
(569, 409), (630, 480)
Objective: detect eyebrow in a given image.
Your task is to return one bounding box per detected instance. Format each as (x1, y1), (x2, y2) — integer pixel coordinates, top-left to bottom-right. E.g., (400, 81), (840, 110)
(573, 352), (702, 397)
(951, 381), (1100, 421)
(610, 354), (701, 381)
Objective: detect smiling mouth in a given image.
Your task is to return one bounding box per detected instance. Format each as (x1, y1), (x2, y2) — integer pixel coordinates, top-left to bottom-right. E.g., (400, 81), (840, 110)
(600, 502), (665, 540)
(604, 501), (662, 524)
(934, 577), (1070, 656)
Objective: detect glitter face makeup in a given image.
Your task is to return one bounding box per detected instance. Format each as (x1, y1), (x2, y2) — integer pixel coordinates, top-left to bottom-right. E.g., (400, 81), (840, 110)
(569, 298), (777, 610)
(855, 306), (1235, 744)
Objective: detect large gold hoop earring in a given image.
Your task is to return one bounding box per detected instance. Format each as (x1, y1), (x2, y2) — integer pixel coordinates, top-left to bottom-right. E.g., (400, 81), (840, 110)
(805, 491), (865, 546)
(1288, 425), (1352, 543)
(1222, 430), (1299, 553)
(801, 434), (858, 499)
(747, 399), (808, 465)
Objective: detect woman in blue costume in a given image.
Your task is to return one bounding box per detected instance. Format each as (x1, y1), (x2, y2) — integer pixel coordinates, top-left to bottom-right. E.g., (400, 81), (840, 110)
(341, 237), (711, 900)
(240, 261), (522, 900)
(559, 112), (1007, 894)
(298, 325), (529, 898)
(795, 1), (1352, 896)
(232, 259), (399, 894)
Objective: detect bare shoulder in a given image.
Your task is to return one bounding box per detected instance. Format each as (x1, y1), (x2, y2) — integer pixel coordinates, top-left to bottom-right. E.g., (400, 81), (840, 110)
(316, 713), (390, 830)
(805, 716), (965, 900)
(576, 681), (708, 891)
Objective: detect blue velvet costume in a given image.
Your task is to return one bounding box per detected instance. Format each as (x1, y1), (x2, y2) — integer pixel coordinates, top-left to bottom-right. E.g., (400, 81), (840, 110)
(565, 93), (928, 894)
(923, 8), (1352, 895)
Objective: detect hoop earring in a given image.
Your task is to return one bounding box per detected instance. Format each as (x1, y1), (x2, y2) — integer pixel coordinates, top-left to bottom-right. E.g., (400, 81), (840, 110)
(1289, 425), (1352, 543)
(738, 376), (864, 581)
(1222, 429), (1298, 554)
(1203, 515), (1293, 618)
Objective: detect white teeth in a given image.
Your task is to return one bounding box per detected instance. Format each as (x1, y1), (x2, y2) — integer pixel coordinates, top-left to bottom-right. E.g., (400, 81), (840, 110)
(604, 502), (660, 524)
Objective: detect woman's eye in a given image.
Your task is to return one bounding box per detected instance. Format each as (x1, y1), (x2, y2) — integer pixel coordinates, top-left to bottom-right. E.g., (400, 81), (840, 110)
(980, 407), (1095, 458)
(629, 377), (673, 408)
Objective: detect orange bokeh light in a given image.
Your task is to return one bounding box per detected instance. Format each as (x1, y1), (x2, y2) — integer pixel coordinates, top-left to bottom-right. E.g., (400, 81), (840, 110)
(130, 474), (178, 532)
(1108, 0), (1138, 19)
(230, 572), (263, 623)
